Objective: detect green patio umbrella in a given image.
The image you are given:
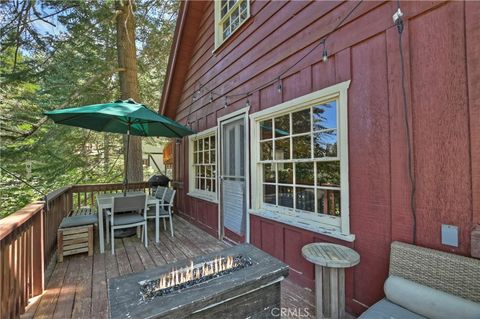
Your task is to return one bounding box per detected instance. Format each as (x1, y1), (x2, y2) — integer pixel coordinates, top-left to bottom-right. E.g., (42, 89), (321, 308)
(44, 99), (194, 195)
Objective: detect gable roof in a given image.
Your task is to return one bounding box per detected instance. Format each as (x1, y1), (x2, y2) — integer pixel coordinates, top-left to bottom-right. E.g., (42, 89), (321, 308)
(159, 0), (207, 120)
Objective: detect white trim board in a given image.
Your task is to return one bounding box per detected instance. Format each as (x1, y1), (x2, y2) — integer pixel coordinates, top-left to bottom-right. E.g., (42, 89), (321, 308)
(251, 209), (355, 242)
(218, 106), (251, 123)
(250, 81), (350, 121)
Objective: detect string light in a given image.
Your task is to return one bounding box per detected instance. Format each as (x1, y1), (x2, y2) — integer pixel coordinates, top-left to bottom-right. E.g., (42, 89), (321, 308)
(277, 78), (282, 93)
(321, 39), (328, 62)
(192, 83), (203, 101)
(181, 1), (363, 121)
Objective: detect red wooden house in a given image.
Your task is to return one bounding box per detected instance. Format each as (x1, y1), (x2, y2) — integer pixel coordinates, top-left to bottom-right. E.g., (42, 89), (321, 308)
(159, 0), (480, 316)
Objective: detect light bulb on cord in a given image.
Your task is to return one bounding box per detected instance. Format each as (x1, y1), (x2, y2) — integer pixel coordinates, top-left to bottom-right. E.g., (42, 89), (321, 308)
(321, 39), (328, 62)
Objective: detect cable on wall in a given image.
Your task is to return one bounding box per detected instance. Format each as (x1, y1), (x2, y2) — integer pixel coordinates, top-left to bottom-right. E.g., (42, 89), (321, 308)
(394, 0), (417, 244)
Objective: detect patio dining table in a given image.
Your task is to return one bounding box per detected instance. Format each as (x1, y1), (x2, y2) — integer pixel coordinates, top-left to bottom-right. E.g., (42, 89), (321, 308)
(96, 191), (160, 254)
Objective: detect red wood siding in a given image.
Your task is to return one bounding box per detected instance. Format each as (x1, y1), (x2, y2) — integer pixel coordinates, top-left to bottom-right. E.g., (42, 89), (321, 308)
(349, 32), (392, 308)
(168, 1), (480, 316)
(250, 214), (358, 312)
(466, 2), (480, 225)
(409, 2), (472, 253)
(174, 137), (218, 237)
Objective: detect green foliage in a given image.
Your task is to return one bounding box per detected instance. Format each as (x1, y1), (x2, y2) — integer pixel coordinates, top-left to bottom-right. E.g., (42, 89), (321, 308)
(0, 0), (178, 218)
(136, 0), (178, 107)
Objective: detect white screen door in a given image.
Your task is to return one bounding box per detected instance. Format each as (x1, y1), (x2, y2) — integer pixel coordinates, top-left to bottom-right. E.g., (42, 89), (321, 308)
(220, 116), (246, 241)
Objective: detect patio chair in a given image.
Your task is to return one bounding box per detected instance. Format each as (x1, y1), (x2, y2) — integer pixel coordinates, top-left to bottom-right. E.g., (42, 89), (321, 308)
(154, 186), (167, 201)
(146, 186), (166, 214)
(147, 188), (175, 237)
(107, 194), (148, 255)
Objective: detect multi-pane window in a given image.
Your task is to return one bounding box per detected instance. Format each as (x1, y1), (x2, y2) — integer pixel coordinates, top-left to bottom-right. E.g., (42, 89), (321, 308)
(258, 100), (343, 227)
(215, 0), (250, 48)
(192, 134), (217, 195)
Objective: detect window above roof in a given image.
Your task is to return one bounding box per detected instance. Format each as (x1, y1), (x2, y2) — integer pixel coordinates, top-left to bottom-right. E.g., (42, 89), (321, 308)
(214, 0), (250, 49)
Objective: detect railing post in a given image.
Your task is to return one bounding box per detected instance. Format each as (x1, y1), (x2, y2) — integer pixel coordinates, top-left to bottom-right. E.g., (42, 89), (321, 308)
(66, 188), (72, 215)
(31, 202), (44, 296)
(68, 189), (73, 213)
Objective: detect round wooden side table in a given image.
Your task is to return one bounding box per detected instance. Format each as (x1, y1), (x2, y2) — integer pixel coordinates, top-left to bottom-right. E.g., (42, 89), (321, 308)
(302, 243), (360, 319)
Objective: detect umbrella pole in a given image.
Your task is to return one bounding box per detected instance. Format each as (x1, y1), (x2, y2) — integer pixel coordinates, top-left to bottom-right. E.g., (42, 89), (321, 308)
(124, 124), (130, 197)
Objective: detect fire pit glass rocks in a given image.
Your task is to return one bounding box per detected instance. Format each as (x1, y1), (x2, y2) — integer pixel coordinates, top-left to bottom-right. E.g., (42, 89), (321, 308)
(108, 244), (289, 319)
(140, 255), (252, 299)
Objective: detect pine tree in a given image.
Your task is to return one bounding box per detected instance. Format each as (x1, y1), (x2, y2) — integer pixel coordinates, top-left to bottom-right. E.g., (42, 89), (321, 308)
(0, 0), (178, 217)
(115, 0), (143, 182)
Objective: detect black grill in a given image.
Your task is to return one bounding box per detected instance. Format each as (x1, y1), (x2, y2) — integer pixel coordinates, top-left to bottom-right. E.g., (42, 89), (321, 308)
(148, 174), (170, 188)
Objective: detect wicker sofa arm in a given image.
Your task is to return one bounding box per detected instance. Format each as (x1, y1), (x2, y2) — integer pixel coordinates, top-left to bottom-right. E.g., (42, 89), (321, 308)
(360, 242), (480, 319)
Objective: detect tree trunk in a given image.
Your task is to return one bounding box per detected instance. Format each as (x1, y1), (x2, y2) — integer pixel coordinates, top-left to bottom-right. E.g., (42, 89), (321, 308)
(103, 133), (110, 174)
(115, 0), (143, 182)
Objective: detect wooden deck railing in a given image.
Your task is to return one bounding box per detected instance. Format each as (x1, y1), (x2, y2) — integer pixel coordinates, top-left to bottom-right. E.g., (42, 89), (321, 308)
(69, 182), (150, 210)
(44, 187), (72, 269)
(0, 181), (150, 318)
(0, 202), (44, 319)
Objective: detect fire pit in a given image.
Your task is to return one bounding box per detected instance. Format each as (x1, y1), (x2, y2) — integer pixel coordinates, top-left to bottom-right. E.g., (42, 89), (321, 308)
(139, 255), (253, 299)
(108, 244), (289, 318)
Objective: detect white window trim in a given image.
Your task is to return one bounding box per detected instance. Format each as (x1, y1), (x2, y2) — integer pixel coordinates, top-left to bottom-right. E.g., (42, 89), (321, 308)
(214, 0), (251, 50)
(250, 80), (354, 242)
(188, 126), (218, 203)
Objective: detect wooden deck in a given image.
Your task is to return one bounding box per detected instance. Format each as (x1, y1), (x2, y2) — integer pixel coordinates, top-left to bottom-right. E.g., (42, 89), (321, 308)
(21, 215), (315, 319)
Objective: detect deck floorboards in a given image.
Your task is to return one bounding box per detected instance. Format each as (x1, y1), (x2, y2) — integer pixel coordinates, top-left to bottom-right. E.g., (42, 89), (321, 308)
(22, 215), (315, 318)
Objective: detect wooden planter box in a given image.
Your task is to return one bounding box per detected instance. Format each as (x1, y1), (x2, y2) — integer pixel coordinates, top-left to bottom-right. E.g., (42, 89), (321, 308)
(57, 224), (93, 262)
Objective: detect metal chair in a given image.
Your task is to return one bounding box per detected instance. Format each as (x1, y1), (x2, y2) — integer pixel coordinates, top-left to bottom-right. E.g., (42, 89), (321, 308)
(154, 186), (167, 201)
(146, 187), (166, 241)
(147, 188), (175, 237)
(146, 186), (166, 213)
(108, 194), (148, 255)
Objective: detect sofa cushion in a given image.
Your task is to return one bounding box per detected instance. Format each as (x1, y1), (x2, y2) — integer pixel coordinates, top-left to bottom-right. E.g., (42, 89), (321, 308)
(358, 299), (426, 319)
(59, 215), (97, 228)
(384, 276), (480, 319)
(112, 213), (145, 226)
(146, 206), (169, 216)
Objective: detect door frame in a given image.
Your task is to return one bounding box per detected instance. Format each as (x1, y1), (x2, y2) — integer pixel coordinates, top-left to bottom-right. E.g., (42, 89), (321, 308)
(217, 106), (250, 243)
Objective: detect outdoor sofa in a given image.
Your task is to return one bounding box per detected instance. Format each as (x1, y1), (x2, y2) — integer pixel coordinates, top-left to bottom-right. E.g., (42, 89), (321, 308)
(359, 241), (480, 319)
